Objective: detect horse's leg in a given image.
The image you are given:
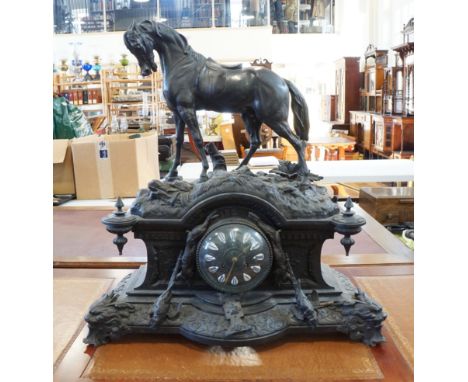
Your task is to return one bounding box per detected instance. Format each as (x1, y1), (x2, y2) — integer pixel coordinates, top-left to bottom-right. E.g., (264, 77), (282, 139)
(165, 112), (185, 181)
(269, 120), (308, 175)
(237, 111), (262, 168)
(177, 106), (209, 179)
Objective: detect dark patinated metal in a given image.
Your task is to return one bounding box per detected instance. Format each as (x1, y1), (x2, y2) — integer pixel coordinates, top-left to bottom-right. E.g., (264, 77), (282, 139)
(123, 20), (310, 180)
(85, 23), (386, 349)
(331, 197), (366, 256)
(88, 164), (386, 347)
(101, 197), (138, 255)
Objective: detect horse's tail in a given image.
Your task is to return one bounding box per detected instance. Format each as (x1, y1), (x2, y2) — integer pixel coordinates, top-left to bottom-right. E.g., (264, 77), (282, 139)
(284, 79), (310, 141)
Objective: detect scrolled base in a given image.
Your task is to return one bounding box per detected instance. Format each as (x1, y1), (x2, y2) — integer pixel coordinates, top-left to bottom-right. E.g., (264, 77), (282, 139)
(84, 266), (386, 347)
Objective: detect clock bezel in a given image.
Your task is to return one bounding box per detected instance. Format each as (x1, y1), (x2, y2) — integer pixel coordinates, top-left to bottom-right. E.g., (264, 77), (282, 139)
(195, 218), (273, 294)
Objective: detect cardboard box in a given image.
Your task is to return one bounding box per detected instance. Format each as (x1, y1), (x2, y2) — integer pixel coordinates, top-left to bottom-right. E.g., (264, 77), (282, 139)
(71, 131), (159, 199)
(53, 139), (76, 195)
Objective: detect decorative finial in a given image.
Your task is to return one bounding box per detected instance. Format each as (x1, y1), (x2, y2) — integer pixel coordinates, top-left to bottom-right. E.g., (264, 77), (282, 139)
(101, 197), (138, 256)
(340, 235), (355, 257)
(114, 234), (127, 256)
(343, 197), (355, 216)
(331, 197), (365, 257)
(115, 197), (125, 216)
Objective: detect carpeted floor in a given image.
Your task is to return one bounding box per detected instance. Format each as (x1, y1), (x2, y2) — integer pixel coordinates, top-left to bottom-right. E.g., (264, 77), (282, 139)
(54, 210), (386, 258)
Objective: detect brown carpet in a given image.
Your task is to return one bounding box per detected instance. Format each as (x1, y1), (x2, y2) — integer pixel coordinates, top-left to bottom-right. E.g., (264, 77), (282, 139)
(355, 275), (414, 371)
(54, 210), (386, 258)
(53, 277), (112, 368)
(84, 338), (383, 381)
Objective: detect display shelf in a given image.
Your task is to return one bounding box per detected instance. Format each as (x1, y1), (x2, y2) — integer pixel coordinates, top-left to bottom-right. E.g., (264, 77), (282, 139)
(53, 73), (105, 120)
(103, 69), (164, 130)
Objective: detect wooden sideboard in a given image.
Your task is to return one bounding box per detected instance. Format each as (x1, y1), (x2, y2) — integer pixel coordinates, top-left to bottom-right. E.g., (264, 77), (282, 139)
(372, 115), (414, 156)
(350, 111), (413, 158)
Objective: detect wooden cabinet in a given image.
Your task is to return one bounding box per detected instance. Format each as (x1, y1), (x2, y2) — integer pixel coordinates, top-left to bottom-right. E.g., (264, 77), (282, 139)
(334, 57), (360, 124)
(350, 111), (373, 154)
(391, 116), (414, 152)
(353, 112), (414, 158)
(372, 115), (413, 157)
(350, 35), (414, 159)
(372, 115), (391, 153)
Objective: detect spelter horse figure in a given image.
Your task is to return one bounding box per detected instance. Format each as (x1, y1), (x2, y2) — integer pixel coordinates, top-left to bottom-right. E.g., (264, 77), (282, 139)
(124, 20), (310, 180)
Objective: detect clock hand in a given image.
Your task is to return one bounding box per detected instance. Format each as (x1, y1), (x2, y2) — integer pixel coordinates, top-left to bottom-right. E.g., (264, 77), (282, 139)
(225, 257), (238, 284)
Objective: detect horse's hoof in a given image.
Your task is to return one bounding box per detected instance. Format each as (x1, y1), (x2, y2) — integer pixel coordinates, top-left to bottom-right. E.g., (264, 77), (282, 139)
(199, 174), (209, 182)
(164, 172), (180, 182)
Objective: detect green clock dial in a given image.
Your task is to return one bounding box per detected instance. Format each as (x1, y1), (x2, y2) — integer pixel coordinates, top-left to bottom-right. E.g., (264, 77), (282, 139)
(196, 220), (273, 293)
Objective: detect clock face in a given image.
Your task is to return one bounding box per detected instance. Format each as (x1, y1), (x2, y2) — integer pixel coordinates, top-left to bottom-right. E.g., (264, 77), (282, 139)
(196, 221), (272, 293)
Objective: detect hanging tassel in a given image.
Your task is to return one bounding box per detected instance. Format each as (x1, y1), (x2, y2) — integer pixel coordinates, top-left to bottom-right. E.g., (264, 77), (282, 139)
(149, 250), (183, 327)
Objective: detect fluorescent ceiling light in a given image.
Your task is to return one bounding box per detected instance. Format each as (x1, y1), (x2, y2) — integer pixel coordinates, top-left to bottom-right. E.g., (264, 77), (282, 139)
(134, 0), (149, 3)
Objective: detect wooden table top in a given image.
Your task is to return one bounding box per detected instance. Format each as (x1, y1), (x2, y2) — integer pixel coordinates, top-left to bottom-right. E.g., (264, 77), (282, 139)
(360, 186), (414, 199)
(308, 135), (356, 146)
(54, 265), (414, 382)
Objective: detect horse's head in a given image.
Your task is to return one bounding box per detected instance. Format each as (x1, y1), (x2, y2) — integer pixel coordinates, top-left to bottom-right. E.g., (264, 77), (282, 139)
(124, 21), (158, 77)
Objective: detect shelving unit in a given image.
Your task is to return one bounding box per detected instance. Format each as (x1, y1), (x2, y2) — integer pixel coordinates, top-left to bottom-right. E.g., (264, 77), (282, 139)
(53, 73), (106, 125)
(349, 19), (414, 160)
(102, 68), (160, 131)
(359, 45), (387, 114)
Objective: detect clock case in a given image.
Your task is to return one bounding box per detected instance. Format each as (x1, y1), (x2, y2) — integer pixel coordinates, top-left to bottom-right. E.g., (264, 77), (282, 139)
(84, 165), (386, 347)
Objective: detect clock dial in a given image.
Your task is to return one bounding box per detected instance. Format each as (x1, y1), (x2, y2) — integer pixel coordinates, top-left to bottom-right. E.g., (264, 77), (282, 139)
(196, 220), (273, 293)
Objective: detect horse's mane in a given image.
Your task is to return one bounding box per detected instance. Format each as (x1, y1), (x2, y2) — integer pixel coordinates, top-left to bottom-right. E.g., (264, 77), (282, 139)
(133, 20), (205, 65)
